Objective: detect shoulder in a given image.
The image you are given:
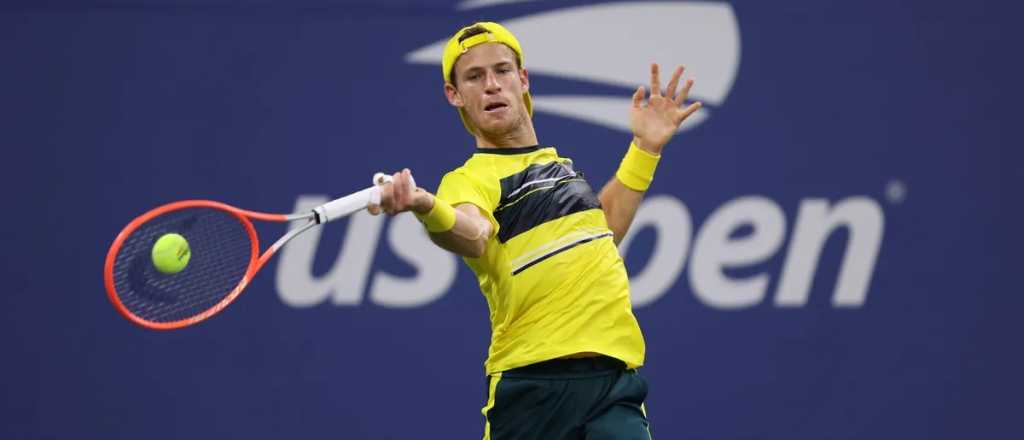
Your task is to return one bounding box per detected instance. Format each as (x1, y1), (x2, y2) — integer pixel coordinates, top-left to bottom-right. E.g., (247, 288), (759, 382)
(441, 154), (498, 185)
(434, 158), (493, 195)
(441, 164), (483, 187)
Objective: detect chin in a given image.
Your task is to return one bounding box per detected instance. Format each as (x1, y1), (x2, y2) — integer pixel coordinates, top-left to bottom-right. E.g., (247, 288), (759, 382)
(482, 120), (514, 134)
(476, 114), (525, 139)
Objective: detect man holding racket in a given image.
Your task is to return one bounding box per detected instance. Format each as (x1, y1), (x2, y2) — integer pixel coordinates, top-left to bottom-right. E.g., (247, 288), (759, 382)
(368, 22), (701, 440)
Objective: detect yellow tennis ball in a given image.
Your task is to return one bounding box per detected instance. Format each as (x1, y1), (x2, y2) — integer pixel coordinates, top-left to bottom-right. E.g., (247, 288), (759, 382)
(151, 233), (191, 275)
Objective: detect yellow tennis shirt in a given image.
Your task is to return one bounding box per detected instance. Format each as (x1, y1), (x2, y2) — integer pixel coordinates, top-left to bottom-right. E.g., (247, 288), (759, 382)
(435, 145), (646, 374)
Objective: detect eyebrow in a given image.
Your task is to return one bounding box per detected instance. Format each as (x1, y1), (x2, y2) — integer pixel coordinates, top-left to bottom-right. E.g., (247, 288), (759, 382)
(463, 61), (515, 75)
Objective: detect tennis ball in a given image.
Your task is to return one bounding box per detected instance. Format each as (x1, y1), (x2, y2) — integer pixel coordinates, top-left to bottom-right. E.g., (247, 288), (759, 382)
(151, 233), (191, 275)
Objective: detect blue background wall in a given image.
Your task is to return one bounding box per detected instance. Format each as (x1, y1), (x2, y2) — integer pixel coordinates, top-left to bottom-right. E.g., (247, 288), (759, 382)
(2, 1), (1020, 438)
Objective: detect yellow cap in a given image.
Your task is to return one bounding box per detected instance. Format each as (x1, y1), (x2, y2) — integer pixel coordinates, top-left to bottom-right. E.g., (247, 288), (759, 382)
(442, 22), (533, 135)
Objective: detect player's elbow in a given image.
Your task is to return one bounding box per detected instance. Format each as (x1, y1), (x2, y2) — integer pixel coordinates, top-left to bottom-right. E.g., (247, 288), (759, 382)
(447, 241), (485, 259)
(463, 239), (487, 259)
(429, 233), (486, 259)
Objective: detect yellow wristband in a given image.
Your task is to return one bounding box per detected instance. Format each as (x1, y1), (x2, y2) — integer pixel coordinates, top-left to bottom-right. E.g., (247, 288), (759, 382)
(414, 197), (457, 233)
(615, 142), (661, 191)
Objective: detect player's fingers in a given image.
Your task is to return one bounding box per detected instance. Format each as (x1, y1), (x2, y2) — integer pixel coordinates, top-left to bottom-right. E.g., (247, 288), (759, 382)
(665, 65), (684, 100)
(392, 171), (407, 211)
(631, 86), (645, 109)
(378, 181), (395, 214)
(399, 170), (413, 211)
(403, 169), (416, 194)
(649, 63), (661, 97)
(676, 101), (703, 124)
(676, 78), (694, 106)
(369, 171), (391, 214)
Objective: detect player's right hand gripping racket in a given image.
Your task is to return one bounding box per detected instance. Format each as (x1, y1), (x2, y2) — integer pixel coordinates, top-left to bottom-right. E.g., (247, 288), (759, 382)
(103, 173), (410, 330)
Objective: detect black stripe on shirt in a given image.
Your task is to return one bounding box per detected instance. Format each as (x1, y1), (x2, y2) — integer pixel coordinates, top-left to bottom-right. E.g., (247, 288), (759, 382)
(494, 162), (602, 243)
(511, 232), (614, 276)
(498, 160), (576, 207)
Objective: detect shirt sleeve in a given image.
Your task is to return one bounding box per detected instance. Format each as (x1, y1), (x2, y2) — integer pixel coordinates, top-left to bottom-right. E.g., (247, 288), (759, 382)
(436, 169), (500, 239)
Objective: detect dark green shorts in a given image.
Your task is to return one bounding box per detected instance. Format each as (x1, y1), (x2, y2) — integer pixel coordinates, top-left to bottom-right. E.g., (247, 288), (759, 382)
(482, 356), (652, 440)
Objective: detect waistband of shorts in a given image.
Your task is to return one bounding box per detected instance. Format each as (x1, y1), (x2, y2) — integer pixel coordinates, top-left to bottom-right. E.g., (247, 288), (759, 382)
(502, 355), (627, 377)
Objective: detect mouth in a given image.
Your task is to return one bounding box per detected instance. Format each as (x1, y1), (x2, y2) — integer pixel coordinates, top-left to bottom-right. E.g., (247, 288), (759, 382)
(484, 102), (509, 113)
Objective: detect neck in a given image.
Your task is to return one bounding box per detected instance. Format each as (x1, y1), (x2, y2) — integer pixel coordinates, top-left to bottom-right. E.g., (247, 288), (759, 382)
(474, 120), (539, 149)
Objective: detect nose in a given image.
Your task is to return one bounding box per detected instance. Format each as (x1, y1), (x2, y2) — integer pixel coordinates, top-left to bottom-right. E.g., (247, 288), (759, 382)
(484, 70), (501, 94)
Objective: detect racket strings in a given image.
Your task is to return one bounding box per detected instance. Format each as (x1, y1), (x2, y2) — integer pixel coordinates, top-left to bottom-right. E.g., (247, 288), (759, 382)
(111, 208), (253, 324)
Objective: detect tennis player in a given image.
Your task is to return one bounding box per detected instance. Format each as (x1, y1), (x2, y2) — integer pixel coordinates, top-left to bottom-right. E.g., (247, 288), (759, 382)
(368, 22), (701, 440)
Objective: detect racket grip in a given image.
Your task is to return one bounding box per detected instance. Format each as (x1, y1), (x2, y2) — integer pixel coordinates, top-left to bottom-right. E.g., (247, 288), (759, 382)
(312, 172), (416, 224)
(313, 187), (379, 224)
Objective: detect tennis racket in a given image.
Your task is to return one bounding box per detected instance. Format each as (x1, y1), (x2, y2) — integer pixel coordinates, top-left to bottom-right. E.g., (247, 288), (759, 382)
(103, 172), (412, 330)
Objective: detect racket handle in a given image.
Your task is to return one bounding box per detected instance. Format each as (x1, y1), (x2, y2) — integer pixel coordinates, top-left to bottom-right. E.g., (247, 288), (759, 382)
(313, 186), (377, 224)
(312, 172), (416, 224)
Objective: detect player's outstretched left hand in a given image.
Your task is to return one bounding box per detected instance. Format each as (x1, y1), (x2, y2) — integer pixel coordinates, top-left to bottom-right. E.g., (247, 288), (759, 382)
(629, 63), (702, 155)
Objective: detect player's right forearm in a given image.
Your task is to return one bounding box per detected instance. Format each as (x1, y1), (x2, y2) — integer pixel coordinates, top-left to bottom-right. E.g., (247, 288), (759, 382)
(418, 197), (492, 258)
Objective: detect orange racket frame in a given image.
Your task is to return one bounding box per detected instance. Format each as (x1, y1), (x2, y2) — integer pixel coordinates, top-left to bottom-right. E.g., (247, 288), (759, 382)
(104, 173), (399, 330)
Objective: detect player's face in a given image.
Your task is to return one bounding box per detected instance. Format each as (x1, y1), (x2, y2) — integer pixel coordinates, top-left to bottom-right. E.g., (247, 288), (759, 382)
(447, 43), (530, 137)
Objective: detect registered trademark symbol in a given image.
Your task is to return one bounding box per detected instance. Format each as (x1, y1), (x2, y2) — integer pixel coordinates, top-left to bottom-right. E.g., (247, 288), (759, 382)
(885, 179), (907, 204)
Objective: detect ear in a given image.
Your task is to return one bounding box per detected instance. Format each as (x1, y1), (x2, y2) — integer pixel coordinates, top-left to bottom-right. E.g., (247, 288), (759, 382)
(519, 68), (530, 92)
(444, 83), (464, 107)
